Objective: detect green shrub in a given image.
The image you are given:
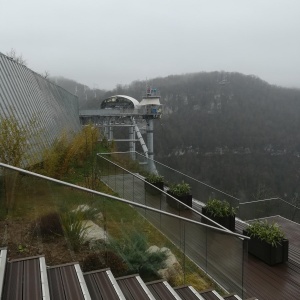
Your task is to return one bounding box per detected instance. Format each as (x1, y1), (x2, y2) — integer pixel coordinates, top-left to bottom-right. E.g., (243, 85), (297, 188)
(145, 173), (164, 184)
(109, 231), (167, 280)
(246, 220), (285, 247)
(205, 199), (236, 217)
(169, 181), (190, 197)
(60, 210), (91, 252)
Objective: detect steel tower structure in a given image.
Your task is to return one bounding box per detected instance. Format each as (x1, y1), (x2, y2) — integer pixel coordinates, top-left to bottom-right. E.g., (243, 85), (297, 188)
(79, 88), (162, 172)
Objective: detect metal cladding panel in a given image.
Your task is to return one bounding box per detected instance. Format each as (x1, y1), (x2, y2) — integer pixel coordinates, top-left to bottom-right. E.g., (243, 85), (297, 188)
(84, 270), (121, 300)
(48, 264), (85, 300)
(2, 257), (42, 300)
(0, 52), (80, 166)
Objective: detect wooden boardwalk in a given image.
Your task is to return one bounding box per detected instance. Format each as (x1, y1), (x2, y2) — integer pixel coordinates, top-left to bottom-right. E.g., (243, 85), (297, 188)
(102, 174), (300, 299)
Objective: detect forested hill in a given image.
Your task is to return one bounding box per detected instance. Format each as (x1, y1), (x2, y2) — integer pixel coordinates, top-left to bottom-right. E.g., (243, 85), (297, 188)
(83, 71), (300, 202)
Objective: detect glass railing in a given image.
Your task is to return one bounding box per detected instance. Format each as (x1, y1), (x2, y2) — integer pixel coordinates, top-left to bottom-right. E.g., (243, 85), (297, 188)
(98, 151), (240, 210)
(0, 163), (248, 298)
(100, 151), (300, 225)
(239, 197), (300, 223)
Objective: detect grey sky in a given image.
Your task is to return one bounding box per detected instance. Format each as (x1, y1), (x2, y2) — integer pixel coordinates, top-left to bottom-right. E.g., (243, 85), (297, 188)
(1, 0), (299, 90)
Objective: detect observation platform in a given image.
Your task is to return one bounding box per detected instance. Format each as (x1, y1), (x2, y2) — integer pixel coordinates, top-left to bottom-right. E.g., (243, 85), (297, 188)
(100, 171), (300, 299)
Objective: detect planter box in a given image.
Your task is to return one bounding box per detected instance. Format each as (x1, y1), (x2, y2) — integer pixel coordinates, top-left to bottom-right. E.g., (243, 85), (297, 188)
(166, 191), (192, 210)
(201, 206), (235, 231)
(243, 230), (289, 265)
(145, 181), (164, 195)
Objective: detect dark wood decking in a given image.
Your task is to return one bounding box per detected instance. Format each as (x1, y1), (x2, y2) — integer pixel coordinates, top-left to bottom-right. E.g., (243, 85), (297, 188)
(102, 174), (300, 299)
(235, 216), (300, 300)
(143, 184), (300, 299)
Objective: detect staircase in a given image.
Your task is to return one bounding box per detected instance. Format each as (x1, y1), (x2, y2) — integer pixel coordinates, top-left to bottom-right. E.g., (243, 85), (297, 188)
(0, 248), (257, 300)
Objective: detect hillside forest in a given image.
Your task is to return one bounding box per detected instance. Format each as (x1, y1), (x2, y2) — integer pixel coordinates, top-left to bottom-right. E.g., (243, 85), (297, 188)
(52, 72), (300, 204)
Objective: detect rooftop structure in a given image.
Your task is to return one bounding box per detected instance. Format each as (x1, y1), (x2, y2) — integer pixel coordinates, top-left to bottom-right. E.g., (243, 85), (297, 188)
(0, 52), (80, 166)
(79, 87), (162, 172)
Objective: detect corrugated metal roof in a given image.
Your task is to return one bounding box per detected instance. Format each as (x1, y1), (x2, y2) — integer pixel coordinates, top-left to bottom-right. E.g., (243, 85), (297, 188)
(84, 268), (126, 300)
(2, 256), (46, 300)
(0, 52), (80, 166)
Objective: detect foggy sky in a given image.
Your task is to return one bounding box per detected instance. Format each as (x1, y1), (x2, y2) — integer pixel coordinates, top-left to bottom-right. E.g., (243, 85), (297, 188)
(1, 0), (300, 90)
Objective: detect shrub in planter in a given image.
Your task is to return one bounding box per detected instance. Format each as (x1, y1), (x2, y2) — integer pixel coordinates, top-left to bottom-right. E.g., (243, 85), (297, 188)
(202, 199), (236, 231)
(243, 220), (289, 265)
(167, 181), (192, 209)
(145, 173), (164, 195)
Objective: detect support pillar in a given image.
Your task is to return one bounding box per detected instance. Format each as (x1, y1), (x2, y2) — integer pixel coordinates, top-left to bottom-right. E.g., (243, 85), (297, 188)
(129, 125), (136, 160)
(146, 119), (157, 173)
(109, 119), (113, 141)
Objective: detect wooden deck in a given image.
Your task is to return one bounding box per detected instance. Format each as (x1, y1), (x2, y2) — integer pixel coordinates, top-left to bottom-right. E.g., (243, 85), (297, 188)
(142, 179), (300, 299)
(235, 216), (300, 300)
(102, 174), (300, 299)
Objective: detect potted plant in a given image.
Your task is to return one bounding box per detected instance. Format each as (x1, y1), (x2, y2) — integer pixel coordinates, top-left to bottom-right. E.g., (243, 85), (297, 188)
(167, 181), (192, 209)
(243, 220), (289, 265)
(144, 173), (164, 195)
(201, 199), (236, 231)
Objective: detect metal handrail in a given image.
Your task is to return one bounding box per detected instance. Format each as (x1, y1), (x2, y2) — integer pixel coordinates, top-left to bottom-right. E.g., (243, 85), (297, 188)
(0, 162), (249, 240)
(96, 154), (250, 239)
(100, 151), (240, 202)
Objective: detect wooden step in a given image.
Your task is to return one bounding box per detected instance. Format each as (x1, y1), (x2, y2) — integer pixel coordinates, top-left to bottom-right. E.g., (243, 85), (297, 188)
(116, 274), (156, 300)
(147, 279), (182, 299)
(84, 268), (126, 299)
(2, 255), (50, 300)
(174, 285), (206, 299)
(200, 289), (225, 300)
(47, 262), (91, 300)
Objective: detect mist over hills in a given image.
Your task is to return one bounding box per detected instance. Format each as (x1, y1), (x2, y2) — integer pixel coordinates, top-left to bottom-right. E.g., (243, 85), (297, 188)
(53, 72), (300, 203)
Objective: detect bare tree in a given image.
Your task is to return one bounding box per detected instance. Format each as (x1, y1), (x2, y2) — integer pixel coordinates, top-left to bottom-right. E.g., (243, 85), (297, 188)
(6, 48), (27, 65)
(42, 70), (50, 79)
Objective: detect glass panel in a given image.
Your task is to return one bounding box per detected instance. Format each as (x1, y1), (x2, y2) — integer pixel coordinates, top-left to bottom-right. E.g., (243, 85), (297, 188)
(239, 198), (300, 223)
(0, 163), (246, 297)
(99, 152), (240, 209)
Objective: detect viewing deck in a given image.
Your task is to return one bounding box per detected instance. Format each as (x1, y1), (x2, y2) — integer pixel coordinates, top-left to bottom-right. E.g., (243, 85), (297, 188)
(101, 172), (300, 299)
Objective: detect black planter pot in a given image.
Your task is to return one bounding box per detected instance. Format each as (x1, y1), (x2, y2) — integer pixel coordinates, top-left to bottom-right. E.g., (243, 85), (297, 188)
(243, 230), (289, 266)
(201, 206), (235, 231)
(166, 191), (192, 210)
(144, 181), (164, 195)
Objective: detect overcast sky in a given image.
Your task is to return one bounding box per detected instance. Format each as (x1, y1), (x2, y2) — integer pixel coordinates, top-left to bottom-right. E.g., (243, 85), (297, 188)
(1, 0), (300, 90)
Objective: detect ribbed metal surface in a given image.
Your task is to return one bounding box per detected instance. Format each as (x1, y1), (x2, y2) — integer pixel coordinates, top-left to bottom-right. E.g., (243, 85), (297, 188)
(47, 263), (85, 300)
(0, 52), (80, 166)
(2, 256), (43, 300)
